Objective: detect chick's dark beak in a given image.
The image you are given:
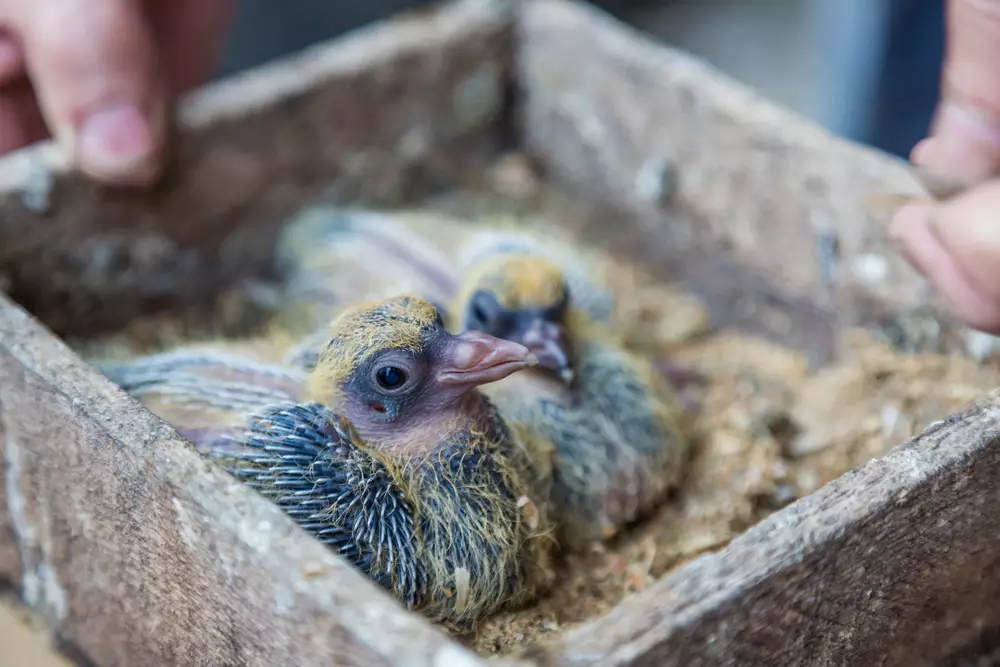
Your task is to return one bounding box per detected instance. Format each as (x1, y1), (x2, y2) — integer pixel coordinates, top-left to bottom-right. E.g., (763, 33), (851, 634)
(436, 330), (536, 387)
(517, 318), (573, 384)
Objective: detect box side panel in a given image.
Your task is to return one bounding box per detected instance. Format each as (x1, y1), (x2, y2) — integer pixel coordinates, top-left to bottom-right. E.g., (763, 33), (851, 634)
(0, 387), (23, 589)
(517, 0), (947, 366)
(0, 296), (489, 667)
(0, 0), (513, 339)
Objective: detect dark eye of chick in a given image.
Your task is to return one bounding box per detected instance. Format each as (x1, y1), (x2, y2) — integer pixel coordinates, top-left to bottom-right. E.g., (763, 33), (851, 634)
(472, 303), (491, 325)
(469, 291), (501, 329)
(375, 366), (408, 390)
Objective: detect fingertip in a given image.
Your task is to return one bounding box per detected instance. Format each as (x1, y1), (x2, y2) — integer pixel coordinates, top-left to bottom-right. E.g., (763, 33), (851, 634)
(913, 103), (1000, 184)
(75, 101), (163, 186)
(890, 194), (1000, 334)
(11, 0), (167, 185)
(909, 138), (932, 165)
(915, 0), (1000, 184)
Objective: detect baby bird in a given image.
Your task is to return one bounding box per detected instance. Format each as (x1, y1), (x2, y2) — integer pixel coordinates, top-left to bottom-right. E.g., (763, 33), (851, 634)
(454, 252), (689, 549)
(99, 296), (555, 629)
(273, 208), (690, 549)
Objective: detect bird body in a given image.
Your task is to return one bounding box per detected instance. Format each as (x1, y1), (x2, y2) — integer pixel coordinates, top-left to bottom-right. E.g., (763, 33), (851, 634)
(482, 338), (685, 547)
(99, 296), (555, 629)
(469, 272), (688, 549)
(97, 344), (308, 453)
(274, 207), (691, 549)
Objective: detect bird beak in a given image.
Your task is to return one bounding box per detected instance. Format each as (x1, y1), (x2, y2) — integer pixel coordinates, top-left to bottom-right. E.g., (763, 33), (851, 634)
(437, 330), (537, 387)
(517, 318), (574, 384)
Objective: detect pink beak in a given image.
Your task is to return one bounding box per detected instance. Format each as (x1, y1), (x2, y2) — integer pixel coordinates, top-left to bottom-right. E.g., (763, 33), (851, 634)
(436, 330), (536, 387)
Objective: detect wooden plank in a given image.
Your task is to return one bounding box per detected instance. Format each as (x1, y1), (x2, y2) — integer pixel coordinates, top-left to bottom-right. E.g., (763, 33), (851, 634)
(517, 2), (1000, 665)
(515, 0), (959, 366)
(0, 293), (493, 667)
(0, 0), (513, 339)
(0, 397), (21, 590)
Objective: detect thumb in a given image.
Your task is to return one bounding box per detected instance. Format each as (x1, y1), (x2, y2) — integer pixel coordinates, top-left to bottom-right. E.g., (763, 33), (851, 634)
(2, 0), (167, 185)
(911, 0), (1000, 186)
(891, 179), (1000, 333)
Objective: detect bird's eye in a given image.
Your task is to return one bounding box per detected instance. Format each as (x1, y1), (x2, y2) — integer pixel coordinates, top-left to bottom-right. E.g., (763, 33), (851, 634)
(469, 291), (499, 328)
(472, 303), (490, 324)
(375, 366), (408, 390)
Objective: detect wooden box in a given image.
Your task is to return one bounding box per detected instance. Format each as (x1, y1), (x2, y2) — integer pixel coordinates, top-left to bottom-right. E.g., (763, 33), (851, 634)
(1, 1), (998, 665)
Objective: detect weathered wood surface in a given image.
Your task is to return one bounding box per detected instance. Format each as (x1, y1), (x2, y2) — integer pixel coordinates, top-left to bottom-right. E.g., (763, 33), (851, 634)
(0, 0), (512, 339)
(0, 1), (515, 665)
(0, 292), (496, 667)
(518, 2), (1000, 666)
(517, 0), (966, 367)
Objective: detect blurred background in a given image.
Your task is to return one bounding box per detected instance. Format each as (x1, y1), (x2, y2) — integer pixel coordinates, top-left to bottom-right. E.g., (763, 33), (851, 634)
(217, 0), (944, 160)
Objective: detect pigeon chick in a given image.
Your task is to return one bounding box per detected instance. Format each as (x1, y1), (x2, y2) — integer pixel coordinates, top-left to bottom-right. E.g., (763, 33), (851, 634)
(272, 208), (690, 549)
(454, 252), (690, 549)
(99, 295), (555, 629)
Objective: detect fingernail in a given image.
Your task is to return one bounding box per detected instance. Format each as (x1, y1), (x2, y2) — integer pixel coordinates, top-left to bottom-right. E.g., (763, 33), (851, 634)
(914, 102), (1000, 183)
(76, 103), (157, 184)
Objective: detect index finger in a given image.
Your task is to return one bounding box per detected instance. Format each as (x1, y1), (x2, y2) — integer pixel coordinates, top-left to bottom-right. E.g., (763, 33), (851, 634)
(911, 0), (1000, 184)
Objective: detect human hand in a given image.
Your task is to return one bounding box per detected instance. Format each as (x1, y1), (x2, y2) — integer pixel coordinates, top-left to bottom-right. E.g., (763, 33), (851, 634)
(890, 0), (1000, 333)
(0, 0), (234, 186)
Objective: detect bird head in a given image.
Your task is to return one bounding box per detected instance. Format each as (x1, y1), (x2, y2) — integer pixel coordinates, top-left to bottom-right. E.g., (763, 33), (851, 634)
(306, 295), (535, 438)
(457, 254), (575, 385)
